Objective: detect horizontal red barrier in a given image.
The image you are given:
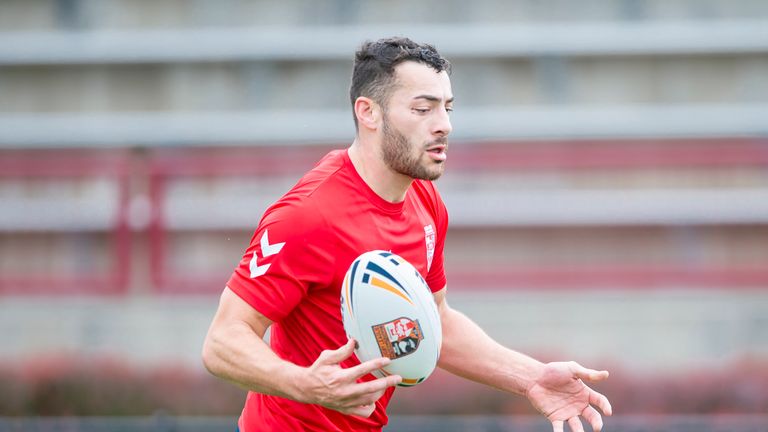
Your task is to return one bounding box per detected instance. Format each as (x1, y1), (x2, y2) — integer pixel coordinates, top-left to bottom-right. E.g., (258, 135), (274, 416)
(446, 266), (768, 290)
(3, 136), (767, 296)
(0, 150), (131, 295)
(144, 137), (768, 178)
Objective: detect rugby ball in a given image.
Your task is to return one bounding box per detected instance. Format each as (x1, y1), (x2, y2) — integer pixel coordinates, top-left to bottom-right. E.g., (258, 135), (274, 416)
(340, 250), (442, 387)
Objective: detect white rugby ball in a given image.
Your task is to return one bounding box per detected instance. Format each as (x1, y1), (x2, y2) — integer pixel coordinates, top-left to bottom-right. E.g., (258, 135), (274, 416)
(340, 250), (442, 387)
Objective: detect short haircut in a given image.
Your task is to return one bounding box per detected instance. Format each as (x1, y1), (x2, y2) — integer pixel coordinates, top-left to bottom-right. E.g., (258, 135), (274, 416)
(350, 37), (451, 129)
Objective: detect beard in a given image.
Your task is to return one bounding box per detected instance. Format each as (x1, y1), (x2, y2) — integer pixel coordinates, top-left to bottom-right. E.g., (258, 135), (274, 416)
(380, 116), (446, 181)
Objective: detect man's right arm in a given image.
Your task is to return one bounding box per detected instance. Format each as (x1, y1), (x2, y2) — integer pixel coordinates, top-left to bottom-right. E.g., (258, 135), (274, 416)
(201, 287), (401, 417)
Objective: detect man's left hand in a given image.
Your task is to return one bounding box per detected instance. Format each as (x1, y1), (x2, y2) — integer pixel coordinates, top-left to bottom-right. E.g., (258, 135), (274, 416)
(525, 361), (612, 432)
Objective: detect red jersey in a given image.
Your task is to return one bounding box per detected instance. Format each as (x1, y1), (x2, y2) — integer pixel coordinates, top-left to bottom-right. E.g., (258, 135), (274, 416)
(227, 149), (448, 431)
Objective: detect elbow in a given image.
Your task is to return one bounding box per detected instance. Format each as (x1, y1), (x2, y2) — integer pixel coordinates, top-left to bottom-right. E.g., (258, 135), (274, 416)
(201, 334), (222, 377)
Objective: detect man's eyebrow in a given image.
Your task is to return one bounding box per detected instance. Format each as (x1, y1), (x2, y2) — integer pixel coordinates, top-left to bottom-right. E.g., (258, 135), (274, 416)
(413, 95), (455, 103)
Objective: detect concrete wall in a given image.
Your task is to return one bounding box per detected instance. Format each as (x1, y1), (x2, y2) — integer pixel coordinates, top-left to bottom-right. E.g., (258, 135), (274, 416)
(3, 290), (767, 373)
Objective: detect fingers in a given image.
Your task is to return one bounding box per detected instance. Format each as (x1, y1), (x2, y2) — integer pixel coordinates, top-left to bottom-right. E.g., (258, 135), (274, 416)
(589, 388), (613, 416)
(581, 406), (604, 432)
(325, 380), (390, 418)
(311, 375), (389, 417)
(567, 417), (585, 432)
(554, 411), (604, 432)
(317, 338), (357, 365)
(544, 363), (611, 432)
(551, 420), (564, 432)
(351, 374), (402, 396)
(309, 339), (401, 417)
(334, 375), (400, 412)
(337, 382), (389, 418)
(342, 356), (392, 381)
(570, 362), (612, 417)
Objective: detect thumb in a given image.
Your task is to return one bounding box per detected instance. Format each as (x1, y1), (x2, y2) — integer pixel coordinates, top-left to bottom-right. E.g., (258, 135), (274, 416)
(571, 362), (610, 382)
(318, 338), (357, 365)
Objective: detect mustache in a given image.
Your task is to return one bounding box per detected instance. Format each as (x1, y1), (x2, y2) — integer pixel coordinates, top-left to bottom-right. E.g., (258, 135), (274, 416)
(427, 137), (448, 147)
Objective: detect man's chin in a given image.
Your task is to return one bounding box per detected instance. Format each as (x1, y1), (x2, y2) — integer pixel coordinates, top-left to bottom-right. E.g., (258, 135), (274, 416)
(421, 166), (445, 181)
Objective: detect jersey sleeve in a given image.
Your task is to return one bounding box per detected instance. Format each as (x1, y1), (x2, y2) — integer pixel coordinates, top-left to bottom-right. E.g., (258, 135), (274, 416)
(424, 182), (449, 293)
(226, 197), (333, 322)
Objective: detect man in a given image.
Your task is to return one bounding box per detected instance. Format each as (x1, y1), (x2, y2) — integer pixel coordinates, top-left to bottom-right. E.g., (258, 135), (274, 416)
(202, 37), (612, 432)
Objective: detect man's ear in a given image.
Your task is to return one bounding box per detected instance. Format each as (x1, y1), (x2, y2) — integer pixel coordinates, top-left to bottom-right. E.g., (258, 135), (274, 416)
(354, 97), (381, 131)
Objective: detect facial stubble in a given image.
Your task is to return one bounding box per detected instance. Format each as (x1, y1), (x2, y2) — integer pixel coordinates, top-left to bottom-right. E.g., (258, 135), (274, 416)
(380, 116), (445, 181)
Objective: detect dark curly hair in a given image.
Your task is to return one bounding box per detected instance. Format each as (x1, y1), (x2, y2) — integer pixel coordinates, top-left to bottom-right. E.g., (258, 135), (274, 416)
(350, 37), (451, 129)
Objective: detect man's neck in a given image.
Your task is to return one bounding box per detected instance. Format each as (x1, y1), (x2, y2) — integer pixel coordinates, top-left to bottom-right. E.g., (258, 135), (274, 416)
(348, 139), (413, 203)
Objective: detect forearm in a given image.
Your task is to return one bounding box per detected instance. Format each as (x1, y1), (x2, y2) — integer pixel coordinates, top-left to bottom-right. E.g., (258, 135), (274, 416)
(202, 288), (305, 402)
(203, 321), (303, 400)
(203, 288), (400, 418)
(438, 305), (544, 396)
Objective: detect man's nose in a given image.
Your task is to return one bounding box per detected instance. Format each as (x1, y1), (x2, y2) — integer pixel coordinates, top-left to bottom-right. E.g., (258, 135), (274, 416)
(432, 108), (452, 137)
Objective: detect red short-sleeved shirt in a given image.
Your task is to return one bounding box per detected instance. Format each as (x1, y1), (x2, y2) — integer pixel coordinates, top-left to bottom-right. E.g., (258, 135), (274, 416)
(227, 149), (448, 431)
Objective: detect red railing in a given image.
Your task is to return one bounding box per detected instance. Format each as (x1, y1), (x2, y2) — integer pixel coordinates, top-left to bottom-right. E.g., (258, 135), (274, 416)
(2, 137), (767, 295)
(146, 146), (334, 294)
(145, 138), (768, 294)
(0, 151), (132, 295)
(446, 265), (768, 290)
(448, 137), (768, 171)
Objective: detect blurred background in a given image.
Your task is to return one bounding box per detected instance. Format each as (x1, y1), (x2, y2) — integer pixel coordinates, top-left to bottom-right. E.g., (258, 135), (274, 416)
(1, 0), (767, 431)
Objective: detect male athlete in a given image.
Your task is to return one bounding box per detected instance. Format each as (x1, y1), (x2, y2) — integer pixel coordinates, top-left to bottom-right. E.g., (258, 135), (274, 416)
(203, 37), (612, 432)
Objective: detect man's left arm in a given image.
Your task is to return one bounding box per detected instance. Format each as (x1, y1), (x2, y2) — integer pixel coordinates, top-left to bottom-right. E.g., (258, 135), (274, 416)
(434, 287), (612, 432)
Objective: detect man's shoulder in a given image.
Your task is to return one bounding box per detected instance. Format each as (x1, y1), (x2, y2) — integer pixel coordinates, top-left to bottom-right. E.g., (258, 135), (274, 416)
(301, 149), (348, 185)
(259, 150), (349, 230)
(288, 149), (350, 199)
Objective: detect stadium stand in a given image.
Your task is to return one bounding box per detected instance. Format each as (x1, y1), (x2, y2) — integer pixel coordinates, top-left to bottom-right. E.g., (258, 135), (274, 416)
(1, 2), (767, 422)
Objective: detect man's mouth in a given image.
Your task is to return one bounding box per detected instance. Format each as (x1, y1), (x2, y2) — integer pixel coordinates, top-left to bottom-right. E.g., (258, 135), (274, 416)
(426, 144), (447, 162)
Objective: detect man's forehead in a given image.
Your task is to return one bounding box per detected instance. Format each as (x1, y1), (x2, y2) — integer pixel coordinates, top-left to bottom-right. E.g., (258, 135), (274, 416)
(393, 61), (452, 99)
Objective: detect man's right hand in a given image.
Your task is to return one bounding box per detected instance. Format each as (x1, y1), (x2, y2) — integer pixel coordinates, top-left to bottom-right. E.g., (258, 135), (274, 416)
(294, 338), (402, 418)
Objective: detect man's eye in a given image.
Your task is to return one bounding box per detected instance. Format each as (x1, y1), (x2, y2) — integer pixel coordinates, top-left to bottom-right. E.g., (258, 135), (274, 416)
(414, 108), (430, 114)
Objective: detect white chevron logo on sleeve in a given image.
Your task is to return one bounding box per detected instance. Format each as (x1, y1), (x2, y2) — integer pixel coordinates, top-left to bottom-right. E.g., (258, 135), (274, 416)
(249, 229), (286, 278)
